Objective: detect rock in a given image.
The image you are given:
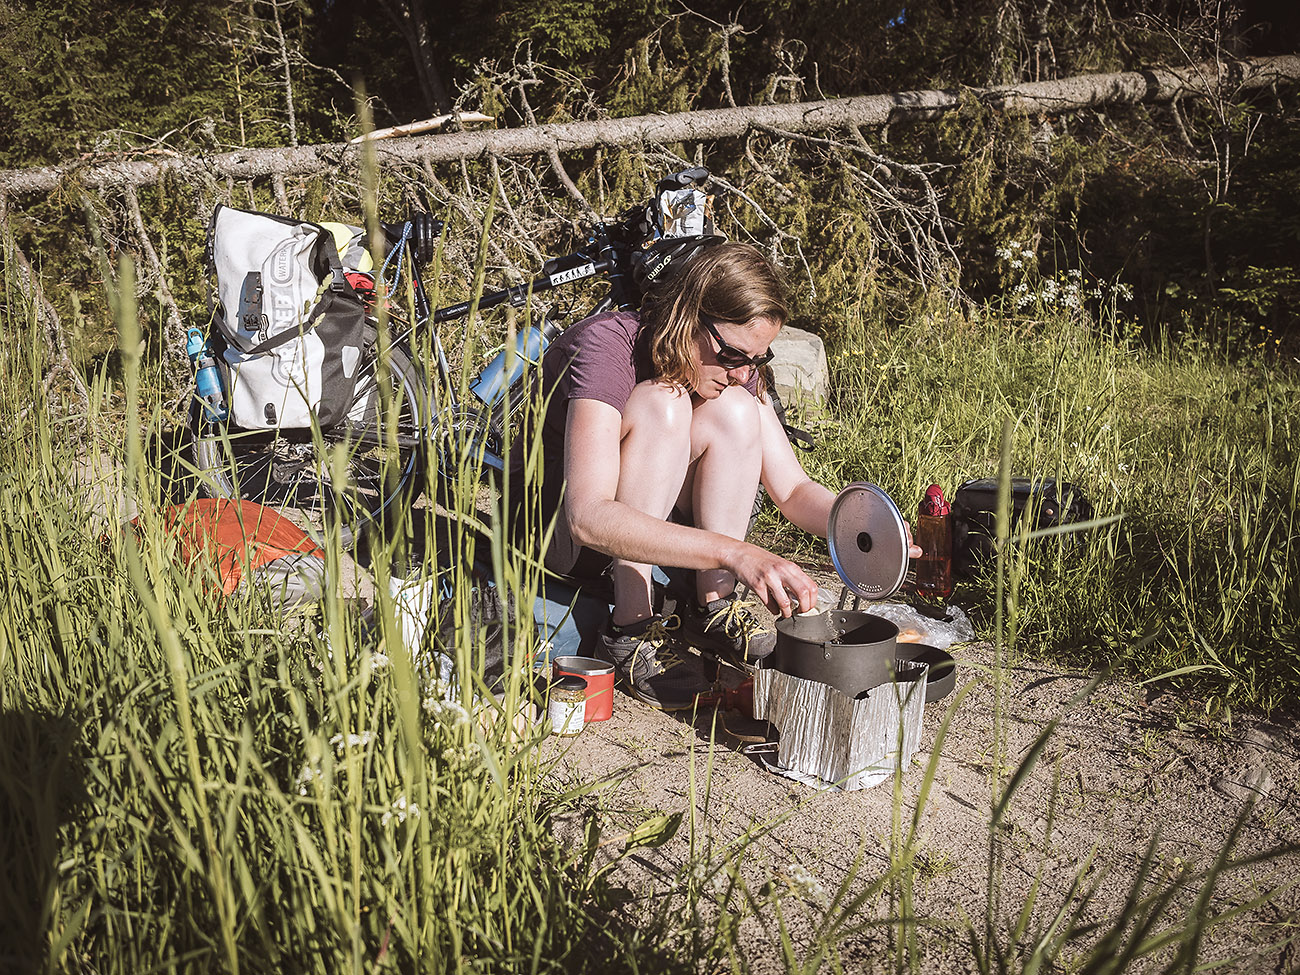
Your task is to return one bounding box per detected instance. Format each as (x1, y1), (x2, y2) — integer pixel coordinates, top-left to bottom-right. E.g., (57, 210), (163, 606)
(770, 325), (829, 407)
(1239, 727), (1277, 751)
(1211, 762), (1274, 803)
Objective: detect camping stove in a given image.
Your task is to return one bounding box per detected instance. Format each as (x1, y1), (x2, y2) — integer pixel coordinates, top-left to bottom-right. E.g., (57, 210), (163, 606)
(771, 609), (906, 698)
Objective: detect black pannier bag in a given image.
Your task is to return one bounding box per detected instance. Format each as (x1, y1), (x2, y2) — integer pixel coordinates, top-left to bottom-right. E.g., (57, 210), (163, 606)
(206, 205), (369, 430)
(952, 477), (1095, 572)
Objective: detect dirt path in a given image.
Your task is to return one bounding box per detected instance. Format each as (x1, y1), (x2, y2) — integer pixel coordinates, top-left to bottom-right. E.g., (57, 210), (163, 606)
(543, 620), (1300, 973)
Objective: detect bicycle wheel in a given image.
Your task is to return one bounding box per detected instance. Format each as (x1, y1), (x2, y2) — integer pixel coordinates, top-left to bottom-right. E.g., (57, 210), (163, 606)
(190, 344), (428, 544)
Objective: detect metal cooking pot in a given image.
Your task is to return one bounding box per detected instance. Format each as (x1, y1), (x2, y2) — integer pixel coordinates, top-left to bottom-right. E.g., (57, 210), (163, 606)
(770, 610), (900, 698)
(767, 482), (960, 701)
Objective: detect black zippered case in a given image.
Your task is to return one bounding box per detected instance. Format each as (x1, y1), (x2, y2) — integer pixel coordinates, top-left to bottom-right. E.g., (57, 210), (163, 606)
(952, 477), (1094, 571)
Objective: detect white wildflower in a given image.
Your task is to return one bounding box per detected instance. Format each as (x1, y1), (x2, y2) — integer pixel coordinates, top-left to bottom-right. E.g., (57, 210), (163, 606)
(1067, 268), (1082, 279)
(381, 795), (420, 825)
(330, 731), (373, 754)
(295, 763), (321, 796)
(424, 698), (470, 727)
(786, 863), (829, 908)
(369, 652), (391, 671)
(1010, 259), (1023, 269)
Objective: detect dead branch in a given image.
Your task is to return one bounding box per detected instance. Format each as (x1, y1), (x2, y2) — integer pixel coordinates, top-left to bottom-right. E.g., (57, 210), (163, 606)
(0, 195), (91, 416)
(121, 184), (190, 387)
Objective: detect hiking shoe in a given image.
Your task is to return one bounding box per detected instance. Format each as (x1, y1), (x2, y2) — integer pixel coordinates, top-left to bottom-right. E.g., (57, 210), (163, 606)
(598, 614), (712, 711)
(679, 592), (776, 667)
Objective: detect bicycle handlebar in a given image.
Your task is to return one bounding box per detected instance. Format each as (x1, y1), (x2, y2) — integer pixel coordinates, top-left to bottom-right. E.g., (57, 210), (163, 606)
(431, 254), (621, 324)
(393, 163), (715, 328)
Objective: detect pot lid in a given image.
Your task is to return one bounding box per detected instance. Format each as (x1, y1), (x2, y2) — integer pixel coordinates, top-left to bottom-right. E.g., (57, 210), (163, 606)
(827, 482), (910, 600)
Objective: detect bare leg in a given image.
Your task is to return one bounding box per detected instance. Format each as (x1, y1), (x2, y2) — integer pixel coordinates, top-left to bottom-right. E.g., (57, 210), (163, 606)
(677, 385), (763, 606)
(607, 381), (694, 626)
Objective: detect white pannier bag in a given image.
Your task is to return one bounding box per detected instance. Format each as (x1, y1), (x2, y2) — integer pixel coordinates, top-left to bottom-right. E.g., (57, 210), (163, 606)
(207, 205), (368, 430)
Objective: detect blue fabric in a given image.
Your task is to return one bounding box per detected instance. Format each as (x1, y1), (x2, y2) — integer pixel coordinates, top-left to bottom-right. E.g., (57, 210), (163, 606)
(531, 566), (676, 663)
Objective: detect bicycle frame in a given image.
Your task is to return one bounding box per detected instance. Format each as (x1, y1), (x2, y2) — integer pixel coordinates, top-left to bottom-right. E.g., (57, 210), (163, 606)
(188, 167), (723, 539)
(376, 217), (642, 481)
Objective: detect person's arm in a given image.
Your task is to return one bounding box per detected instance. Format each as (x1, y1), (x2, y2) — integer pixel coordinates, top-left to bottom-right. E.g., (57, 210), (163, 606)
(757, 396), (924, 558)
(756, 396), (836, 536)
(561, 397), (818, 615)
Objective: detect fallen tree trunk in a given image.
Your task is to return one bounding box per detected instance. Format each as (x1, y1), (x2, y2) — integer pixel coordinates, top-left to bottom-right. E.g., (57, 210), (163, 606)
(0, 55), (1296, 197)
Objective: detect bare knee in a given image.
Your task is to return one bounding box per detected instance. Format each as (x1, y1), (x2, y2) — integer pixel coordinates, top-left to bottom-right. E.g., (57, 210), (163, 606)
(692, 384), (761, 446)
(622, 380), (693, 440)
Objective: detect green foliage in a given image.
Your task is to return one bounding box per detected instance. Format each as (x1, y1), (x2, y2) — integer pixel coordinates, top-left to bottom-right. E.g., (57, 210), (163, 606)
(766, 270), (1300, 712)
(0, 0), (349, 168)
(0, 0), (231, 166)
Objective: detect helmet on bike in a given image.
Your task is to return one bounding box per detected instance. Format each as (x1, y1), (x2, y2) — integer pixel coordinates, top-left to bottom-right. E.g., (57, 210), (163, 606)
(631, 234), (726, 295)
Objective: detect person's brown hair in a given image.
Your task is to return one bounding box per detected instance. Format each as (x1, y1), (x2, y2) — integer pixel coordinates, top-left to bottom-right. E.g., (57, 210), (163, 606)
(640, 242), (788, 392)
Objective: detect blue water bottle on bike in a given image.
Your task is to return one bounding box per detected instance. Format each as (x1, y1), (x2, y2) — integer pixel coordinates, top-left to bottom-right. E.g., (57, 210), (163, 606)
(186, 326), (228, 422)
(470, 318), (563, 409)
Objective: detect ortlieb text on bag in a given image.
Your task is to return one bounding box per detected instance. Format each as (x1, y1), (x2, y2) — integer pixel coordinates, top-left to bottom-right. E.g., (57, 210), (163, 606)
(207, 205), (369, 430)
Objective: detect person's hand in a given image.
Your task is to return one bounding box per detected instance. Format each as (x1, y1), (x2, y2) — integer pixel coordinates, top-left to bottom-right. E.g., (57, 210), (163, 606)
(726, 541), (818, 618)
(906, 521), (923, 560)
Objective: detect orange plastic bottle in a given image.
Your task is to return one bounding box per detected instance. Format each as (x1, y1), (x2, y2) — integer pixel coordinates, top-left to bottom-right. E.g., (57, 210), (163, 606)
(913, 484), (953, 600)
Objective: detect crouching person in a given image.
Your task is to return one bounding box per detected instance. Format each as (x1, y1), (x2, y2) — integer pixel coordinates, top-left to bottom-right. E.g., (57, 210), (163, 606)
(508, 242), (900, 709)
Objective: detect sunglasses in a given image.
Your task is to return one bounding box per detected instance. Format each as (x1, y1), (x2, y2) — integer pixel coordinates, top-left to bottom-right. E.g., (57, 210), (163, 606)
(701, 318), (775, 372)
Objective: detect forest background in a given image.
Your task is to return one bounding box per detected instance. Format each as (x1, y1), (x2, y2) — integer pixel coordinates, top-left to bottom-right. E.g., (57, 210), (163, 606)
(2, 0), (1299, 341)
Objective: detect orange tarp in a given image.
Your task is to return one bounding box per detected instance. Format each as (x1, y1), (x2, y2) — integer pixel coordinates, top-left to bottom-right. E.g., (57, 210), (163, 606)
(164, 499), (324, 595)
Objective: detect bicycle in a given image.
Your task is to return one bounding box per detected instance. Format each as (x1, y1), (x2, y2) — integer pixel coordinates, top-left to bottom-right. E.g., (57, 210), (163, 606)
(188, 168), (721, 543)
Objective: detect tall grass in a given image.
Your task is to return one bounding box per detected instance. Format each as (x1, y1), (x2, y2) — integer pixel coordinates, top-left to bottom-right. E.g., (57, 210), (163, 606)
(3, 220), (1297, 974)
(0, 258), (654, 972)
(770, 294), (1300, 713)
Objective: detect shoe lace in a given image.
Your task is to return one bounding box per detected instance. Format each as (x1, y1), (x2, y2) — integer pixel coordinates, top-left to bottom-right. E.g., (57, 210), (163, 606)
(707, 594), (771, 656)
(635, 614), (685, 673)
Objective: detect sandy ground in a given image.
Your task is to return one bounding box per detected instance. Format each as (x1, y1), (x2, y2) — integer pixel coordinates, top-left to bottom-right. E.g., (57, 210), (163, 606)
(540, 579), (1300, 974)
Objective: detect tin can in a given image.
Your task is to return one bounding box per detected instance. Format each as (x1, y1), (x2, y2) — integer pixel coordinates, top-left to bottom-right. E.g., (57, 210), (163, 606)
(549, 677), (587, 736)
(552, 655), (615, 722)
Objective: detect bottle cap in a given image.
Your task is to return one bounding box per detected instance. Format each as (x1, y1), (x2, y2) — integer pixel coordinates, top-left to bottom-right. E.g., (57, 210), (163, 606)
(921, 484), (951, 517)
(827, 482), (910, 600)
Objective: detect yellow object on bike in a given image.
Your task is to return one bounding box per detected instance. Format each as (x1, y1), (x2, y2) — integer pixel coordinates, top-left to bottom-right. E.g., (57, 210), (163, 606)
(321, 221), (374, 272)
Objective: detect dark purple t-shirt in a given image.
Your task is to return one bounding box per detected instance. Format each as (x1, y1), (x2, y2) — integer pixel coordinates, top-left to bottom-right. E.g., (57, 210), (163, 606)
(542, 310), (651, 437)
